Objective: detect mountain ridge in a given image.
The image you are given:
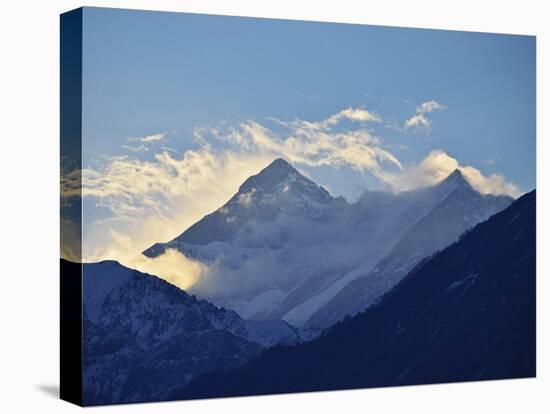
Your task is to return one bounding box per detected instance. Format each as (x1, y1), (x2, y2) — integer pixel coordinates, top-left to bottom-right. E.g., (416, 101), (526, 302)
(76, 258), (307, 405)
(141, 159), (514, 329)
(306, 175), (513, 327)
(175, 190), (535, 400)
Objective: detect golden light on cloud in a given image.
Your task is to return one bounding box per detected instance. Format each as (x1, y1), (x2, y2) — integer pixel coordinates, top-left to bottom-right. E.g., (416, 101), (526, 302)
(79, 149), (273, 269)
(122, 249), (206, 291)
(385, 150), (521, 197)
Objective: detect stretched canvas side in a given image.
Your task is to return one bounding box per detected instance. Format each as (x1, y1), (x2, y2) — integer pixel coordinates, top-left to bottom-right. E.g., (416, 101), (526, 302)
(60, 7), (83, 407)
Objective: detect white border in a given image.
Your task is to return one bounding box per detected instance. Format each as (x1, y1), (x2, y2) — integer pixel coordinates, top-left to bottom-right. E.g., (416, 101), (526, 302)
(0, 1), (547, 413)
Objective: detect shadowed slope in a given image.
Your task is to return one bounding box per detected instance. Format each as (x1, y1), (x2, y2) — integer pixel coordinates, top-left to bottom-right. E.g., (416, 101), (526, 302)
(176, 190), (535, 400)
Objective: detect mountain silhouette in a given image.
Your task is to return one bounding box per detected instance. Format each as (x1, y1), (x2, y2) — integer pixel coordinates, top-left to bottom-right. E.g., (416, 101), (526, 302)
(75, 259), (304, 405)
(175, 190), (535, 399)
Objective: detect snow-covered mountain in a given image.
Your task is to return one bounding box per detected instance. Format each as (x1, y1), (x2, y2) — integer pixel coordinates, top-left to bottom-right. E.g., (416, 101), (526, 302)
(143, 158), (347, 252)
(142, 158), (355, 323)
(142, 160), (513, 329)
(306, 170), (513, 327)
(78, 260), (304, 405)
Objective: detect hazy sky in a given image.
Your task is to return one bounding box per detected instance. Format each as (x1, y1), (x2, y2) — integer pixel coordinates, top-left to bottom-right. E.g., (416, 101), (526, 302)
(77, 7), (536, 262)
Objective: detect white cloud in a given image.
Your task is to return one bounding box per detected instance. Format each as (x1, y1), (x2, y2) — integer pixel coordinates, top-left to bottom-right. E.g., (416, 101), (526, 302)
(325, 107), (382, 125)
(73, 107), (520, 275)
(405, 100), (446, 132)
(416, 100), (446, 113)
(80, 149), (273, 262)
(123, 249), (206, 291)
(237, 188), (256, 207)
(386, 150), (520, 197)
(127, 132), (166, 143)
(276, 107), (382, 132)
(404, 114), (431, 130)
(122, 144), (149, 152)
(123, 133), (167, 153)
(76, 107), (395, 263)
(459, 165), (520, 197)
(215, 116), (401, 179)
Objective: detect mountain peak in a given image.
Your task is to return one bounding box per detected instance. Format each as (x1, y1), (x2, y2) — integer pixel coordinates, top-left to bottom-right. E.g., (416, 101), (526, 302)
(238, 158), (303, 194)
(142, 158), (347, 249)
(438, 168), (471, 191)
(252, 157), (299, 181)
(234, 158), (347, 217)
(448, 168), (465, 180)
(267, 157), (294, 170)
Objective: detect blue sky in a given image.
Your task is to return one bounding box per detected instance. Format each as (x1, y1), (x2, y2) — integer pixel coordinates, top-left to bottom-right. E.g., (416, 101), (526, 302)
(78, 7), (535, 261)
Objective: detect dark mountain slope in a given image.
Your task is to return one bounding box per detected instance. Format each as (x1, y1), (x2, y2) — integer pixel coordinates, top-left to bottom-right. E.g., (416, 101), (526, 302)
(176, 190), (535, 400)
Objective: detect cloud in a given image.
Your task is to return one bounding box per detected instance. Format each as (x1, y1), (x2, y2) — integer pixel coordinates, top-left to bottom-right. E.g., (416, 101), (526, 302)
(404, 114), (431, 130)
(213, 112), (400, 179)
(127, 132), (166, 143)
(124, 249), (206, 291)
(60, 218), (81, 262)
(189, 213), (374, 312)
(81, 150), (271, 218)
(123, 133), (166, 153)
(237, 188), (256, 207)
(405, 100), (446, 132)
(76, 107), (396, 264)
(325, 107), (382, 125)
(459, 165), (520, 197)
(82, 224), (204, 290)
(122, 144), (149, 152)
(416, 100), (446, 113)
(272, 107), (382, 132)
(73, 106), (520, 278)
(80, 149), (273, 262)
(386, 150), (520, 197)
(60, 168), (81, 201)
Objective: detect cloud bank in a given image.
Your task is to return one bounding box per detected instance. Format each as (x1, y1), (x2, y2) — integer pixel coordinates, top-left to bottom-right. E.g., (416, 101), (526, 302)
(387, 150), (520, 197)
(79, 150), (274, 262)
(125, 249), (206, 291)
(63, 107), (520, 283)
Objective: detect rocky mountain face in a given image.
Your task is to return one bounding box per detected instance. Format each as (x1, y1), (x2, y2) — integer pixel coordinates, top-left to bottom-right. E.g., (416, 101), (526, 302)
(141, 159), (512, 329)
(174, 190), (536, 400)
(78, 260), (304, 405)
